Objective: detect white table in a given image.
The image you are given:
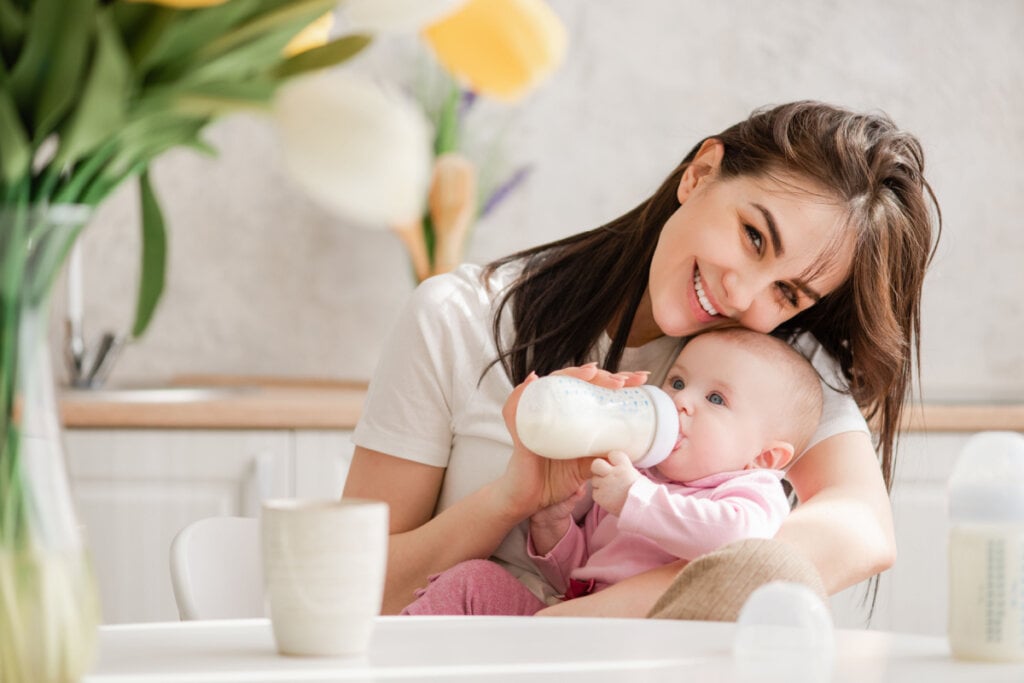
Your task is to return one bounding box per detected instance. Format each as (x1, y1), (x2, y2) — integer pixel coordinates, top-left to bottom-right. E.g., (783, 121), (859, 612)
(84, 616), (1024, 682)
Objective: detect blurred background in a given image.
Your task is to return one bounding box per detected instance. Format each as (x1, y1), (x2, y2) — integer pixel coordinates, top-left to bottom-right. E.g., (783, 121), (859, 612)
(57, 0), (1024, 402)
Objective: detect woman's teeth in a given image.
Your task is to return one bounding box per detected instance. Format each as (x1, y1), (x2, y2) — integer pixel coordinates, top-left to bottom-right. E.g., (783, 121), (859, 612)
(694, 271), (720, 317)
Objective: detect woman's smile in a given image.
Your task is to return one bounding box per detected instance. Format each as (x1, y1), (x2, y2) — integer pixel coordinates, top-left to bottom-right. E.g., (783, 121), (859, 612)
(693, 265), (723, 319)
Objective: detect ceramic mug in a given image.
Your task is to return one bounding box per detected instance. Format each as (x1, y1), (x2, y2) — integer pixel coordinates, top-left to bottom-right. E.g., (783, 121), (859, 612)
(261, 498), (389, 657)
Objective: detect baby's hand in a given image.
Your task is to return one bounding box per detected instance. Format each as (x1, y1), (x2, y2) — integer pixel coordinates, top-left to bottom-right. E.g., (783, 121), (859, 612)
(590, 451), (641, 516)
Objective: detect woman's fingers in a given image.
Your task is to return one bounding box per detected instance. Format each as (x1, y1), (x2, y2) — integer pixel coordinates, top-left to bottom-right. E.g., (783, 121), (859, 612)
(551, 366), (627, 389)
(502, 371), (539, 444)
(550, 364), (651, 389)
(619, 370), (651, 387)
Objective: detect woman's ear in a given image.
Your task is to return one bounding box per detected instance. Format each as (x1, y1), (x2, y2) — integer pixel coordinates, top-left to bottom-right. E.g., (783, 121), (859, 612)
(752, 441), (795, 471)
(677, 138), (725, 203)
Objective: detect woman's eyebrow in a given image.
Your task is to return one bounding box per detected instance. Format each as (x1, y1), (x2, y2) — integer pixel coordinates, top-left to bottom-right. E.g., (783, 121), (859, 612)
(794, 280), (823, 302)
(751, 202), (824, 302)
(752, 202), (782, 256)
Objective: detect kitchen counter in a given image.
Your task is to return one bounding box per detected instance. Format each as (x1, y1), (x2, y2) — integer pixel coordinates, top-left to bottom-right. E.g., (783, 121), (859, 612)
(59, 375), (1024, 432)
(60, 376), (367, 430)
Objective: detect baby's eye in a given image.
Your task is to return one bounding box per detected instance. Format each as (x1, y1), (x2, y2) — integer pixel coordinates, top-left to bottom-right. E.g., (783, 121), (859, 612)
(707, 392), (725, 406)
(671, 378), (684, 391)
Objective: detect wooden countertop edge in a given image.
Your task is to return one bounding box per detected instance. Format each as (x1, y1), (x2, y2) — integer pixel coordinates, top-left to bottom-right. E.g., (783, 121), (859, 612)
(58, 382), (1024, 432)
(900, 404), (1024, 433)
(59, 387), (365, 430)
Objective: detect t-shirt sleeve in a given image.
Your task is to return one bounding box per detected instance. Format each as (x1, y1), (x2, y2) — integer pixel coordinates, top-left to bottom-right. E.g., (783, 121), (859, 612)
(792, 332), (870, 454)
(352, 273), (470, 468)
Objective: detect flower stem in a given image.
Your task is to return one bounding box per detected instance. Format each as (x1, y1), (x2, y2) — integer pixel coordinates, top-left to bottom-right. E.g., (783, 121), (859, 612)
(52, 140), (119, 206)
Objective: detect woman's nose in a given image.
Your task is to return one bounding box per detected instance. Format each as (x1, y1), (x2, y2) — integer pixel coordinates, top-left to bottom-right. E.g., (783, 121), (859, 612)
(720, 270), (756, 314)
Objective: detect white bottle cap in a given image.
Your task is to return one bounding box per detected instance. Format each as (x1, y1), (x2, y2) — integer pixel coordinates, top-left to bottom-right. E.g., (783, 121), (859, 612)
(733, 581), (834, 683)
(631, 385), (677, 469)
(949, 431), (1024, 523)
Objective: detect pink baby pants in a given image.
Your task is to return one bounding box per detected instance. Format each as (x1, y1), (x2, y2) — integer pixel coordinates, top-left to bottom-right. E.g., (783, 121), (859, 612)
(400, 559), (547, 616)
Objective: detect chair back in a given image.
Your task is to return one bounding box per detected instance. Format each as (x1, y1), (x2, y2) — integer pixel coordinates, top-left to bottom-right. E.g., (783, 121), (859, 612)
(170, 516), (263, 620)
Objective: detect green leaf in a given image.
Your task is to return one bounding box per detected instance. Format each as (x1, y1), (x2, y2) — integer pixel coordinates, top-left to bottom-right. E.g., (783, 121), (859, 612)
(134, 79), (278, 121)
(94, 112), (207, 195)
(199, 0), (335, 63)
(273, 34), (373, 79)
(0, 58), (30, 186)
(55, 7), (134, 167)
(135, 0), (265, 74)
(434, 83), (461, 156)
(119, 111), (208, 163)
(132, 170), (166, 338)
(9, 0), (97, 140)
(174, 79), (278, 117)
(0, 0), (26, 58)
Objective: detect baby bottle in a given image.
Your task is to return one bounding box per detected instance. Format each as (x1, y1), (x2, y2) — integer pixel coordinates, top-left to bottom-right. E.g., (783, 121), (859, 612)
(515, 375), (678, 468)
(948, 431), (1024, 661)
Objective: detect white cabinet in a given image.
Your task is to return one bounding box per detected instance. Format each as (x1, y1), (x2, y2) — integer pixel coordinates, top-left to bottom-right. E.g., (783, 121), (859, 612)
(293, 430), (356, 500)
(830, 433), (972, 634)
(64, 424), (980, 633)
(64, 428), (355, 624)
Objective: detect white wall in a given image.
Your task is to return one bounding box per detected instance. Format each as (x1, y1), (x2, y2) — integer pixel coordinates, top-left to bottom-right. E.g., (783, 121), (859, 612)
(58, 0), (1024, 402)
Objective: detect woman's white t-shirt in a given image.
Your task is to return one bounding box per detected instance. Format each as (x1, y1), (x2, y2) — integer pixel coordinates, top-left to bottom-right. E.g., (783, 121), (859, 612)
(352, 263), (869, 601)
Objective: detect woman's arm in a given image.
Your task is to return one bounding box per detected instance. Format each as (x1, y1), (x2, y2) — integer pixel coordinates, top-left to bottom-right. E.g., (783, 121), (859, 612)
(775, 430), (896, 593)
(537, 562), (686, 617)
(343, 446), (527, 614)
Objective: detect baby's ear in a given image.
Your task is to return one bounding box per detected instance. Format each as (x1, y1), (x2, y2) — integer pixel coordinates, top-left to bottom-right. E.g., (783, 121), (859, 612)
(753, 442), (795, 471)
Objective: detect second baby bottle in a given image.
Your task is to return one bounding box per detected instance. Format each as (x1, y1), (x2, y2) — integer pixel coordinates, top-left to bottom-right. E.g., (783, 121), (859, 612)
(515, 375), (678, 468)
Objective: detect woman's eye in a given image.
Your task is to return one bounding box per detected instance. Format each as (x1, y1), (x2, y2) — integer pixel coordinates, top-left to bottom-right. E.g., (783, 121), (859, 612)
(707, 392), (725, 405)
(671, 378), (684, 391)
(745, 225), (763, 253)
(776, 282), (799, 307)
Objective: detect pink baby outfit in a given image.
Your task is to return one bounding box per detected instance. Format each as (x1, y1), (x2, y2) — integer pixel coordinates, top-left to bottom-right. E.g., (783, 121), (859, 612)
(401, 468), (788, 615)
(528, 468), (789, 597)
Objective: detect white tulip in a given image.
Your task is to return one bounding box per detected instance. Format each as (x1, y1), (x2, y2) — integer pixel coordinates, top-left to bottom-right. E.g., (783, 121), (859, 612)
(274, 71), (433, 228)
(340, 0), (467, 33)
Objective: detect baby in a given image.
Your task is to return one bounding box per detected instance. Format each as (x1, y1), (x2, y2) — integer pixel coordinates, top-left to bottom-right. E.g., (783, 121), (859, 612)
(402, 327), (823, 615)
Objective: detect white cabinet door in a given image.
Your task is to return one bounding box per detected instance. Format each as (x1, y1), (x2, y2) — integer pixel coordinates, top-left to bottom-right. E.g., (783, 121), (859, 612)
(293, 430), (355, 500)
(64, 430), (291, 624)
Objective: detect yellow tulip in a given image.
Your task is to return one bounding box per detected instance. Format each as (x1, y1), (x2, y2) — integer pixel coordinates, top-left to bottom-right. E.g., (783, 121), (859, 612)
(283, 12), (334, 57)
(422, 0), (567, 102)
(125, 0), (228, 7)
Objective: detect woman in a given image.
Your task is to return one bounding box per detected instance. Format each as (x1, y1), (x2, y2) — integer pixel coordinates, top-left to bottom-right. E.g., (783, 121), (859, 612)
(345, 101), (940, 616)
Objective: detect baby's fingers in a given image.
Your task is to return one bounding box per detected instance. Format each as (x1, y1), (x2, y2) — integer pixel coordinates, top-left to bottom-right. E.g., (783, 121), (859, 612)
(591, 458), (612, 476)
(606, 450), (633, 467)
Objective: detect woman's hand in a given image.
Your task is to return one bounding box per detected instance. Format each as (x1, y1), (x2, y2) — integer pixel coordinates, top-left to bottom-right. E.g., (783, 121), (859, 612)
(494, 363), (650, 519)
(529, 483), (587, 556)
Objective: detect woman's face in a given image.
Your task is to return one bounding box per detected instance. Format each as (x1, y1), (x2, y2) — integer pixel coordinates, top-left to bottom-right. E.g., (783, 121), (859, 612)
(648, 145), (853, 339)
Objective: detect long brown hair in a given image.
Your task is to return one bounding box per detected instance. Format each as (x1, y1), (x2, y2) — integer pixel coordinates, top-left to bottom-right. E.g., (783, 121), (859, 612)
(484, 101), (941, 495)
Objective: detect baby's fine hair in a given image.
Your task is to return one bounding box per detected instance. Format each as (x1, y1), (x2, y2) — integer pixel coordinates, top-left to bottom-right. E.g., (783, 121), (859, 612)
(689, 327), (823, 454)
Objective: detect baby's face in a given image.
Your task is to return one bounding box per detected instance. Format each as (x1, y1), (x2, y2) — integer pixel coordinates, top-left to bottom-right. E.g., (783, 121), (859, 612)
(655, 334), (788, 482)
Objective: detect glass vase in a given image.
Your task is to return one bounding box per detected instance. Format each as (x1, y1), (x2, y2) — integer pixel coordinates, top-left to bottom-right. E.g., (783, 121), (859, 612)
(0, 204), (101, 682)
